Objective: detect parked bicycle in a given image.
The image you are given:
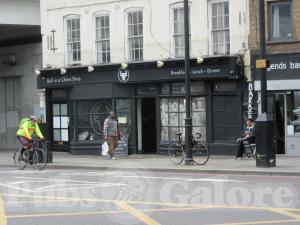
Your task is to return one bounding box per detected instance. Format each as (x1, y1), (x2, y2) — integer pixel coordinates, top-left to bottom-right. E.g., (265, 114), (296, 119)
(168, 133), (209, 165)
(13, 140), (47, 170)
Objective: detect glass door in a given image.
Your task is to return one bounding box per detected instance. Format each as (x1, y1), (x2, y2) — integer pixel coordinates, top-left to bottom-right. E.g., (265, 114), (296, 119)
(52, 103), (69, 148)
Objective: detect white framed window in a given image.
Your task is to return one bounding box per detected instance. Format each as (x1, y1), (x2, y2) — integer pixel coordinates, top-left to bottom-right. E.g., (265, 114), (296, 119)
(173, 8), (185, 57)
(210, 0), (230, 55)
(64, 15), (81, 64)
(171, 6), (191, 58)
(128, 10), (143, 61)
(95, 13), (110, 63)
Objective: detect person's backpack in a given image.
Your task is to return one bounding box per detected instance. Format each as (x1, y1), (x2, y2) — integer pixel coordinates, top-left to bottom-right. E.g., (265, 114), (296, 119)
(19, 118), (30, 129)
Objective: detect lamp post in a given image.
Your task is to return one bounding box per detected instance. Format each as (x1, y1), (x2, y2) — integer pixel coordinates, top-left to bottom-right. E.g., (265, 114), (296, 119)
(255, 0), (276, 167)
(259, 0), (267, 113)
(184, 0), (193, 165)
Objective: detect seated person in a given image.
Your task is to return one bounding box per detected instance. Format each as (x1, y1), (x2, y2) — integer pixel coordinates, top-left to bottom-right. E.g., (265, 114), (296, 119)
(235, 118), (255, 158)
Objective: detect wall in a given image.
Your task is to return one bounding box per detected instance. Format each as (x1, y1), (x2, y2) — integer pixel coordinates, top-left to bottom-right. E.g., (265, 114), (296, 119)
(41, 0), (249, 67)
(249, 0), (300, 54)
(0, 43), (42, 149)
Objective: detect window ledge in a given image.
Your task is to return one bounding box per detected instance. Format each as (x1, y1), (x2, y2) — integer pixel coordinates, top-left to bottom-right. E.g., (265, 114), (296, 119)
(267, 38), (300, 44)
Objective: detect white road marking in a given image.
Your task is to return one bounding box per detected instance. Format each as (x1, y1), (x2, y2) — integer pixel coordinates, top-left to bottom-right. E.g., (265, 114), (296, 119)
(113, 175), (248, 183)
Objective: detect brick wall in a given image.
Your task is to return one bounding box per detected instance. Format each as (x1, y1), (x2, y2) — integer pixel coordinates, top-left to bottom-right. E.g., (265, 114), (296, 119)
(249, 0), (300, 54)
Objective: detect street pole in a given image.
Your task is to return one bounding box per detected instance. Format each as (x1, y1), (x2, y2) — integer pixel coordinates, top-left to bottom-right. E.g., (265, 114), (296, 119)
(259, 0), (267, 113)
(184, 0), (193, 165)
(255, 0), (276, 167)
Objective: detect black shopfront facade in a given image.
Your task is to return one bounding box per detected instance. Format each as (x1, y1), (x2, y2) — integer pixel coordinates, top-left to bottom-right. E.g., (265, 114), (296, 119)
(38, 56), (245, 155)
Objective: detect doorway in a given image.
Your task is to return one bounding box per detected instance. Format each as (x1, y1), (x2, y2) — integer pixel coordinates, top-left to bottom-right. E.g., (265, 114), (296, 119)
(267, 93), (286, 154)
(140, 98), (157, 154)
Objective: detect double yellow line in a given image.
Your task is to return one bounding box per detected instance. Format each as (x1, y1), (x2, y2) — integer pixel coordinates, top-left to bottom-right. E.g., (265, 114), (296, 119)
(0, 194), (7, 225)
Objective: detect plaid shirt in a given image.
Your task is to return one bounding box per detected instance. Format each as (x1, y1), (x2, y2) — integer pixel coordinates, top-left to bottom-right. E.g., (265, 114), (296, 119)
(103, 117), (119, 139)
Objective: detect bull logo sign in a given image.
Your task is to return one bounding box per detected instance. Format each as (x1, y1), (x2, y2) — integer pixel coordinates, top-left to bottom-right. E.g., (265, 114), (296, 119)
(118, 68), (130, 83)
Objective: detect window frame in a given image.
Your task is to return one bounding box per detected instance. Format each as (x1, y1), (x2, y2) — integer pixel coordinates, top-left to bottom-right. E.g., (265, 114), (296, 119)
(64, 14), (81, 65)
(268, 0), (293, 41)
(209, 0), (230, 56)
(94, 11), (111, 63)
(170, 3), (192, 58)
(126, 8), (144, 62)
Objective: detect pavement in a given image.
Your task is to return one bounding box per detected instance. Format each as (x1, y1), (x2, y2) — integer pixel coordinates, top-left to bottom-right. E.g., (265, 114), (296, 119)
(1, 149), (300, 176)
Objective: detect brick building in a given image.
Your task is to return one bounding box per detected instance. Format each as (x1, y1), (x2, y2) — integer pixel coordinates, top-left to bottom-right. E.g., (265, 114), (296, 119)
(249, 0), (300, 156)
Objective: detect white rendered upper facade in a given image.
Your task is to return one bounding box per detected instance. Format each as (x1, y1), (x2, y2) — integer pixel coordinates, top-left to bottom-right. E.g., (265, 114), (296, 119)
(40, 0), (249, 67)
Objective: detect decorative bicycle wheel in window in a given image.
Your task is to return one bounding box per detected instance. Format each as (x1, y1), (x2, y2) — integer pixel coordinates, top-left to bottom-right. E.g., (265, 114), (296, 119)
(90, 102), (112, 137)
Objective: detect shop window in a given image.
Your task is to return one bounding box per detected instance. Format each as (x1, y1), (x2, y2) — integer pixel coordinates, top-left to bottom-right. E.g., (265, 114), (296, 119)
(95, 13), (110, 63)
(116, 99), (131, 140)
(287, 91), (300, 135)
(75, 100), (112, 141)
(64, 15), (81, 64)
(128, 10), (143, 61)
(160, 97), (206, 143)
(172, 83), (185, 94)
(213, 81), (237, 92)
(161, 84), (171, 95)
(210, 0), (230, 55)
(269, 1), (292, 41)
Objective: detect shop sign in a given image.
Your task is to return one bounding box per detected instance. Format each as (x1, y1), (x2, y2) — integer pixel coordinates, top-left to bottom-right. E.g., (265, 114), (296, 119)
(118, 68), (130, 83)
(254, 53), (300, 80)
(170, 67), (222, 77)
(45, 75), (81, 85)
(248, 82), (254, 119)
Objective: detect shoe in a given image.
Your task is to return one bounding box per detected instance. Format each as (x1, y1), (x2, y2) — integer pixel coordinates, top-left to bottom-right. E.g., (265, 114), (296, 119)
(111, 156), (116, 160)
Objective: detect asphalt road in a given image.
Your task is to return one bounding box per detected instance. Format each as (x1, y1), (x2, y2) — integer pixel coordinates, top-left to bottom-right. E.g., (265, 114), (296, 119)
(0, 167), (300, 225)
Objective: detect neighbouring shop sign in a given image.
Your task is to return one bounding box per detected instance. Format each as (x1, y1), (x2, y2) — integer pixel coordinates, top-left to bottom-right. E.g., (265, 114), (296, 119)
(248, 82), (254, 119)
(254, 53), (300, 80)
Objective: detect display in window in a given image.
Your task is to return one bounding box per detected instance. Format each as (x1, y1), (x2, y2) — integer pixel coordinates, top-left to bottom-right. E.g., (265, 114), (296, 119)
(169, 99), (178, 112)
(291, 108), (300, 132)
(169, 113), (179, 126)
(90, 101), (112, 136)
(161, 127), (169, 142)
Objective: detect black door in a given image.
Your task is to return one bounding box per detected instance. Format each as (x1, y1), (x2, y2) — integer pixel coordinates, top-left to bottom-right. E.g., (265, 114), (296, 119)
(267, 93), (285, 154)
(212, 95), (240, 143)
(141, 98), (157, 153)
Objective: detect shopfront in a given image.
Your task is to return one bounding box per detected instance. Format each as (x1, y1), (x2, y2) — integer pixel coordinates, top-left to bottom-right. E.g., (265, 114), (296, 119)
(254, 52), (300, 156)
(38, 56), (244, 155)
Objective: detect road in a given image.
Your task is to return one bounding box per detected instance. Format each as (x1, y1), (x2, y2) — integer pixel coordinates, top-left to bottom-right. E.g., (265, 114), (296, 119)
(0, 167), (300, 225)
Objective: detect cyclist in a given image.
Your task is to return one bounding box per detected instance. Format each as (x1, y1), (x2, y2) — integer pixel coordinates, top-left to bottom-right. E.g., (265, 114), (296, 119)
(16, 116), (45, 157)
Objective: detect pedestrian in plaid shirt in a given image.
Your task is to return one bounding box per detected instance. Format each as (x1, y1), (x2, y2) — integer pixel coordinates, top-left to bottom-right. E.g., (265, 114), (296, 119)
(103, 111), (120, 160)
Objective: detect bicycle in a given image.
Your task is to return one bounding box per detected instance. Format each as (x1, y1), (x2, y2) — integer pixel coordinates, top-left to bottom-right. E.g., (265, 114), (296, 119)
(168, 132), (209, 165)
(13, 139), (47, 170)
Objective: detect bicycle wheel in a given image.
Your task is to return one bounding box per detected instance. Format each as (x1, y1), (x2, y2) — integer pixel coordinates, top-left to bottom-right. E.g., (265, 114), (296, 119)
(168, 142), (184, 165)
(192, 143), (209, 165)
(13, 148), (27, 170)
(32, 148), (47, 170)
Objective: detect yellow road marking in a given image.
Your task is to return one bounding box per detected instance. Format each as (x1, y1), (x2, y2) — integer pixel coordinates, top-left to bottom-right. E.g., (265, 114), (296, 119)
(0, 194), (7, 225)
(269, 208), (300, 220)
(7, 210), (126, 218)
(5, 206), (210, 219)
(7, 199), (73, 204)
(115, 201), (161, 225)
(209, 219), (300, 225)
(3, 193), (300, 217)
